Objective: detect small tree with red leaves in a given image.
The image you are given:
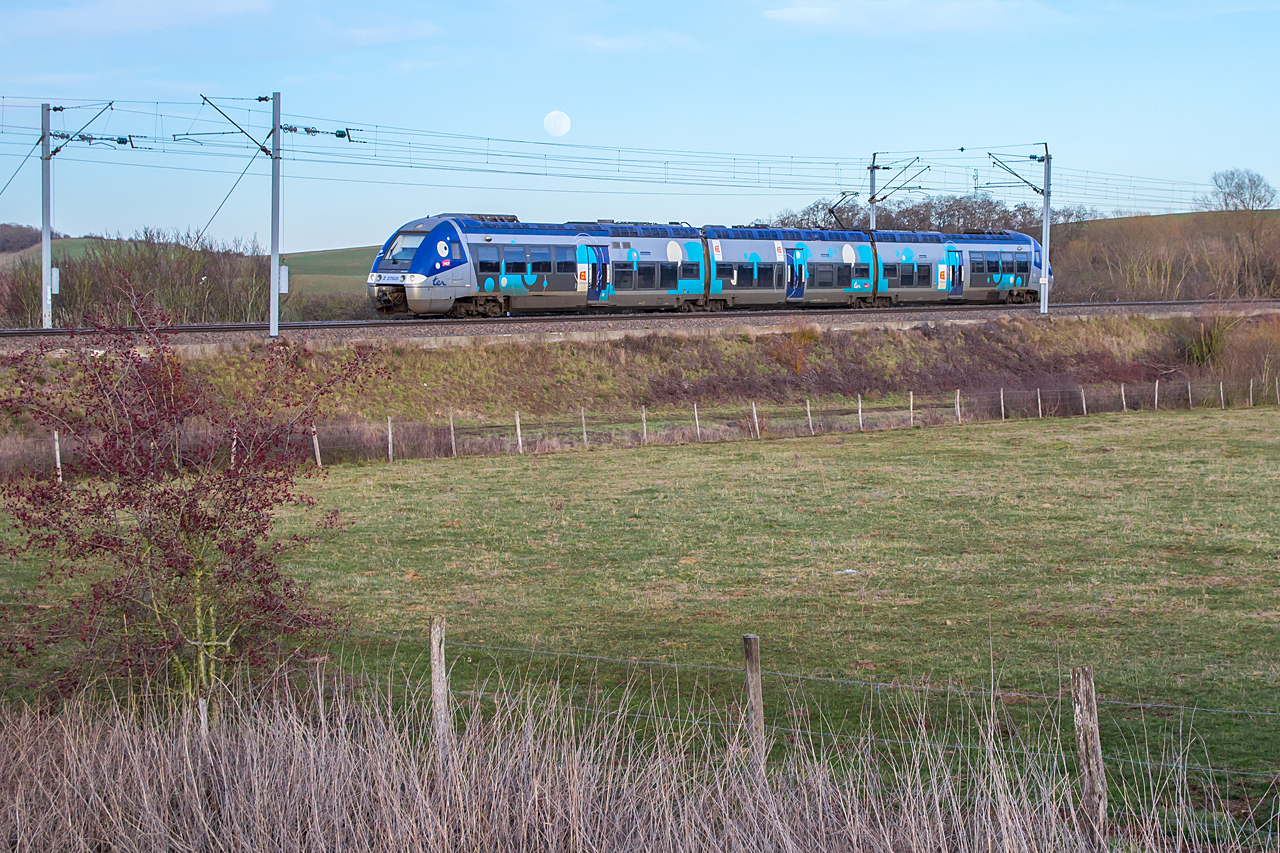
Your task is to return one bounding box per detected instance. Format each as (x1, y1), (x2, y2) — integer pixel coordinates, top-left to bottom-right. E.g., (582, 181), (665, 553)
(0, 290), (375, 697)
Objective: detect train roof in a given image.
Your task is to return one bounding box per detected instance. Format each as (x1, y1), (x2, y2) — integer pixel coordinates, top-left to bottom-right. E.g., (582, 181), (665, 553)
(401, 215), (1033, 245)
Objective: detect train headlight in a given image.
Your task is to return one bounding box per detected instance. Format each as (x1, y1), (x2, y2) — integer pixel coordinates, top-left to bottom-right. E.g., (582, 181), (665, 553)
(406, 274), (427, 284)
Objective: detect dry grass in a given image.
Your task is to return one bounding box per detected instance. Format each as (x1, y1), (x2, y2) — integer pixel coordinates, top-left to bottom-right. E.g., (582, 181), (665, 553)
(0, 676), (1267, 852)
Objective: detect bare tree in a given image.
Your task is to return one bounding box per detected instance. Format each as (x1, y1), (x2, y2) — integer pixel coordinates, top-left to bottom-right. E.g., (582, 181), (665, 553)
(1198, 168), (1277, 212)
(1195, 169), (1278, 294)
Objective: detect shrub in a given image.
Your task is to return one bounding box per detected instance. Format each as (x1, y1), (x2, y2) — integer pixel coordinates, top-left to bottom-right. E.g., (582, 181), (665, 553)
(0, 290), (378, 696)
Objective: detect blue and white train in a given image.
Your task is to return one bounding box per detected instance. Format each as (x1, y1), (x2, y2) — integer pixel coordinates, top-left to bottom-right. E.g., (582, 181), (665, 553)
(367, 214), (1051, 317)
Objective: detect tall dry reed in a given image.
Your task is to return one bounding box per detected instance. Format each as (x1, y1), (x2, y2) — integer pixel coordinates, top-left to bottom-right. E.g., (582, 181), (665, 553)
(0, 675), (1266, 852)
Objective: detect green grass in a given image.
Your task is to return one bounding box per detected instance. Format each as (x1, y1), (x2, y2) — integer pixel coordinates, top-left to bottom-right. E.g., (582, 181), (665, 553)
(281, 244), (377, 297)
(0, 238), (102, 269)
(264, 407), (1280, 782)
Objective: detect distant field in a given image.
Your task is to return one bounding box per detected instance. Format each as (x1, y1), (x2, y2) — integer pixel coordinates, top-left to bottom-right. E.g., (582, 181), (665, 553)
(283, 244), (378, 297)
(252, 407), (1280, 776)
(0, 238), (99, 269)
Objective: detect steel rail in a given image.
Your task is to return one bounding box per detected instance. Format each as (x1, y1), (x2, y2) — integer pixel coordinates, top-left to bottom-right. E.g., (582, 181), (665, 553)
(1, 298), (1276, 339)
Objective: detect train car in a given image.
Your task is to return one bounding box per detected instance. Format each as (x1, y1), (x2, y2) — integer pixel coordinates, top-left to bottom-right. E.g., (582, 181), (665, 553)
(367, 214), (1050, 317)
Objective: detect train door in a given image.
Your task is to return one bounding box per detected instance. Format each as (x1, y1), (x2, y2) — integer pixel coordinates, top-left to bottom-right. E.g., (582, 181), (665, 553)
(785, 249), (805, 301)
(584, 246), (610, 304)
(946, 247), (964, 298)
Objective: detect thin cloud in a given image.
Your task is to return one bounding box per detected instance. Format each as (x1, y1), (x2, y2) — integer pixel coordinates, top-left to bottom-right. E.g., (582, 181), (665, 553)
(762, 0), (1064, 31)
(576, 30), (698, 52)
(3, 0), (268, 41)
(345, 22), (438, 48)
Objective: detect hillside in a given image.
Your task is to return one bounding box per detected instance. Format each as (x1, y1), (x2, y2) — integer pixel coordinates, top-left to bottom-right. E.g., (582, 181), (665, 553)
(282, 244), (378, 297)
(0, 238), (101, 269)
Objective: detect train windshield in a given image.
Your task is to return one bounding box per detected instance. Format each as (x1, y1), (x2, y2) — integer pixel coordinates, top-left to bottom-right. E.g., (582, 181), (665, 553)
(381, 233), (426, 267)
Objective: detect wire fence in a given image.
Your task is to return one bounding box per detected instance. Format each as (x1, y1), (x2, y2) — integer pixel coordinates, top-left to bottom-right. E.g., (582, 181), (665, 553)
(342, 628), (1280, 792)
(3, 375), (1276, 475)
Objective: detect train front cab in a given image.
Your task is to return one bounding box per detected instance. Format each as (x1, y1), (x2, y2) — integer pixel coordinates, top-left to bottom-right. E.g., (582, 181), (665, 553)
(367, 217), (472, 315)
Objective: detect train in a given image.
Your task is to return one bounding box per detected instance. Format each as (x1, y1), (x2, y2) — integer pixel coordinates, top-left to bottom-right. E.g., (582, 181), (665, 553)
(366, 214), (1052, 318)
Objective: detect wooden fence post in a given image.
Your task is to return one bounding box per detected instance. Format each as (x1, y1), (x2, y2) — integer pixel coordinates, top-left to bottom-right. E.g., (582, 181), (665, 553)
(515, 411), (524, 454)
(642, 405), (648, 444)
(909, 391), (915, 427)
(1080, 387), (1088, 417)
(1120, 384), (1126, 413)
(1154, 379), (1159, 411)
(743, 634), (766, 775)
(53, 430), (62, 484)
(449, 411), (457, 458)
(956, 389), (962, 424)
(230, 430), (237, 470)
(752, 402), (760, 438)
(387, 416), (394, 464)
(694, 403), (701, 442)
(1000, 388), (1006, 421)
(1249, 378), (1253, 407)
(1187, 380), (1193, 409)
(581, 407), (589, 449)
(1037, 388), (1043, 419)
(1220, 381), (1225, 410)
(1072, 664), (1107, 851)
(431, 617), (451, 758)
(1275, 376), (1279, 406)
(311, 425), (322, 468)
(806, 399), (814, 436)
(858, 394), (864, 432)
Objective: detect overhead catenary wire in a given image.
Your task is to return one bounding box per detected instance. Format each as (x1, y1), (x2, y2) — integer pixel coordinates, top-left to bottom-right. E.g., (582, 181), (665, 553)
(0, 96), (1218, 212)
(0, 135), (41, 200)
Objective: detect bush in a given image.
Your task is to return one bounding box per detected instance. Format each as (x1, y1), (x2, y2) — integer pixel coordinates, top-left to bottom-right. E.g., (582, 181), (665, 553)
(0, 290), (378, 696)
(0, 229), (270, 327)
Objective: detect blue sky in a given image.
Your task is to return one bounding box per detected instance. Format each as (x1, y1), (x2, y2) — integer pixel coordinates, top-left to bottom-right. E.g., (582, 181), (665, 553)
(1, 0), (1277, 251)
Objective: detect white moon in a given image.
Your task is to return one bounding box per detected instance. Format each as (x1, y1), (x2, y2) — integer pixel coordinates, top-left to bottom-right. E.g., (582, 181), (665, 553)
(543, 110), (571, 137)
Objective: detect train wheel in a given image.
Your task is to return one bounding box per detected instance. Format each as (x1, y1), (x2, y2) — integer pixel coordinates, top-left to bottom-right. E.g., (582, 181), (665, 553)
(678, 300), (694, 313)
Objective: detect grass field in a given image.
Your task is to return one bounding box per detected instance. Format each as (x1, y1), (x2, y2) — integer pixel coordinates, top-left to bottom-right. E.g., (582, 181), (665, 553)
(281, 244), (377, 297)
(259, 407), (1280, 782)
(0, 238), (99, 269)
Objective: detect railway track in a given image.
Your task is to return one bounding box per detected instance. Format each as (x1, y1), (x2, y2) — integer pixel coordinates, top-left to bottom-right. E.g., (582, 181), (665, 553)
(1, 299), (1275, 339)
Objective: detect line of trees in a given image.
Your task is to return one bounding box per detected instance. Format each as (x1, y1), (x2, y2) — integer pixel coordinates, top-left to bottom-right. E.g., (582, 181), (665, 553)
(761, 169), (1278, 301)
(0, 223), (64, 254)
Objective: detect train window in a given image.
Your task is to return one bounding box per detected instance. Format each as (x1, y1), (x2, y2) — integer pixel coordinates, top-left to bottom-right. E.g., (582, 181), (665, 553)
(555, 246), (576, 274)
(970, 255), (984, 274)
(715, 263), (735, 283)
(504, 246), (527, 274)
(451, 243), (462, 261)
(612, 263), (634, 290)
(660, 263), (679, 289)
(985, 252), (1000, 273)
(637, 263), (657, 289)
(476, 245), (500, 275)
(836, 264), (852, 289)
(385, 233), (425, 264)
(916, 264), (931, 287)
(756, 264), (775, 288)
(530, 246), (552, 274)
(1015, 253), (1029, 273)
(812, 264), (834, 288)
(899, 263), (915, 288)
(882, 263), (898, 278)
(1001, 253), (1014, 274)
(853, 263), (870, 279)
(679, 262), (701, 280)
(736, 264), (754, 286)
